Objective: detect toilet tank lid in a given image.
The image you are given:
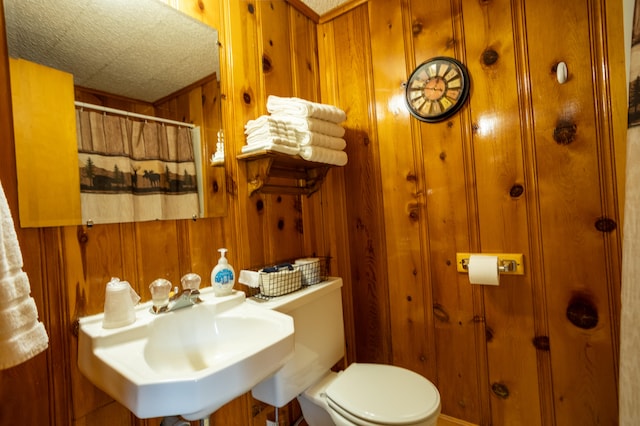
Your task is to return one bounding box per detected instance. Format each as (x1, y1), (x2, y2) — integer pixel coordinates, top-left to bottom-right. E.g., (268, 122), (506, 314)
(325, 363), (441, 425)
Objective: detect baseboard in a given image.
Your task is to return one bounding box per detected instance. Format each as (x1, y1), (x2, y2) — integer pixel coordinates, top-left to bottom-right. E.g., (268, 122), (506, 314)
(438, 414), (478, 426)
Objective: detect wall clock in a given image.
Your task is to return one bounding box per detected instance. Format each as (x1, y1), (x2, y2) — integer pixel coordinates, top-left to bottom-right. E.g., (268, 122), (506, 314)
(405, 57), (470, 123)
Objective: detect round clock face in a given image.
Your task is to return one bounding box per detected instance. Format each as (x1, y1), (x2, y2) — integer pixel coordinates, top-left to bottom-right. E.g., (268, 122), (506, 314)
(405, 57), (470, 123)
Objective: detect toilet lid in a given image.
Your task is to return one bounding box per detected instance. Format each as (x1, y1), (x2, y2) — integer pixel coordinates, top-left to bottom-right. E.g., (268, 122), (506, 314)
(325, 363), (440, 425)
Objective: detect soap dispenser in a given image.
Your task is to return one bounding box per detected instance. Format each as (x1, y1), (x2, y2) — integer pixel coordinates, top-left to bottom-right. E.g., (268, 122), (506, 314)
(211, 248), (235, 296)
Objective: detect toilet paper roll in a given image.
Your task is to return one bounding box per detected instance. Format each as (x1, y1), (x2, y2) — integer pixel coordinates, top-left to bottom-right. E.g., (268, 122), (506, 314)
(468, 255), (500, 286)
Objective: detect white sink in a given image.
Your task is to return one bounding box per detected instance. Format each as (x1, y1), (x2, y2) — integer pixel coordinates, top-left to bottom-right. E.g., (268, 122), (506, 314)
(78, 289), (294, 421)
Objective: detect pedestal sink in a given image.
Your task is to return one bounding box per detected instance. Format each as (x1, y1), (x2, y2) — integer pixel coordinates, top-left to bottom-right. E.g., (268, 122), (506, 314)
(78, 289), (294, 421)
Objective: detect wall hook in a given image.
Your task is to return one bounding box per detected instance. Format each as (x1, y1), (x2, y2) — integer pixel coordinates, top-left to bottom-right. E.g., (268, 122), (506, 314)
(556, 61), (568, 84)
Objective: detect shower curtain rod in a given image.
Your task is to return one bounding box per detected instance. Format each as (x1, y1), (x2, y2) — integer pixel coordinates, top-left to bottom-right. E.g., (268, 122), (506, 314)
(74, 101), (196, 129)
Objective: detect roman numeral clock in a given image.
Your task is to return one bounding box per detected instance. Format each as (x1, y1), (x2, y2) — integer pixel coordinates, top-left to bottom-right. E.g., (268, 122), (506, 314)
(405, 57), (470, 123)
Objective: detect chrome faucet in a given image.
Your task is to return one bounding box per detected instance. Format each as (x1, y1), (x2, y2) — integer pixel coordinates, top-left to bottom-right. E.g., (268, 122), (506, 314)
(149, 273), (202, 314)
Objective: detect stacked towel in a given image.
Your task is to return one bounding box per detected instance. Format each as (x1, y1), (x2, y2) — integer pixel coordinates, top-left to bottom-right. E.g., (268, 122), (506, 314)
(243, 96), (348, 166)
(267, 95), (347, 123)
(0, 180), (49, 370)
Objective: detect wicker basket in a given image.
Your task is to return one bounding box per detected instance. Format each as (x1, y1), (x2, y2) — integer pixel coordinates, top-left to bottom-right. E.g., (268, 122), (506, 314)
(243, 256), (330, 299)
(259, 268), (302, 297)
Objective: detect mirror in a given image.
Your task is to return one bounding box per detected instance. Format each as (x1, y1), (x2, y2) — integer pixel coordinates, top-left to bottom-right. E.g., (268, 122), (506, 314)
(3, 0), (226, 224)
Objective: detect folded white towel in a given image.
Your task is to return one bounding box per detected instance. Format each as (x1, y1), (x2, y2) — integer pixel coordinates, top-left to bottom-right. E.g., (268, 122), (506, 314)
(267, 96), (347, 123)
(238, 270), (260, 288)
(295, 130), (347, 150)
(241, 142), (301, 156)
(244, 115), (287, 135)
(245, 135), (300, 150)
(299, 146), (348, 166)
(0, 180), (49, 370)
(247, 135), (298, 148)
(271, 115), (345, 138)
(246, 121), (298, 147)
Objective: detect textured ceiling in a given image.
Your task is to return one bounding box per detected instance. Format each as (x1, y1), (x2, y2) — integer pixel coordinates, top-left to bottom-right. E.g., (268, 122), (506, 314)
(3, 0), (347, 104)
(3, 0), (219, 103)
(301, 0), (349, 15)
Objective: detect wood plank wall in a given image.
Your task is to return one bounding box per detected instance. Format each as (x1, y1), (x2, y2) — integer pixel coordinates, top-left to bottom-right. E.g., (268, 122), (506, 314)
(317, 0), (627, 425)
(0, 0), (347, 425)
(0, 0), (627, 425)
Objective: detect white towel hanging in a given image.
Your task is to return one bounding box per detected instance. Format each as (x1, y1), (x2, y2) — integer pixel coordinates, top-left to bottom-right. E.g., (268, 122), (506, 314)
(0, 180), (49, 369)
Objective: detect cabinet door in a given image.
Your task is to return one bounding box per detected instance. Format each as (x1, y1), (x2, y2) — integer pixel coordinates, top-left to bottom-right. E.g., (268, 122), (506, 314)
(10, 58), (81, 227)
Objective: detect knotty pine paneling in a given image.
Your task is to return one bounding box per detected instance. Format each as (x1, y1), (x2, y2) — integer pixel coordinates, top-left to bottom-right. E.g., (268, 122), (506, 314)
(524, 0), (621, 424)
(314, 17), (358, 366)
(410, 0), (486, 420)
(320, 5), (392, 366)
(318, 0), (625, 425)
(368, 0), (439, 384)
(0, 0), (626, 425)
(462, 0), (542, 425)
(255, 1), (307, 265)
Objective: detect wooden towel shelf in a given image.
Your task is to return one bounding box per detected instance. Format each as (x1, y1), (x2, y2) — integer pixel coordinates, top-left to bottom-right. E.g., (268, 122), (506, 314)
(237, 150), (333, 196)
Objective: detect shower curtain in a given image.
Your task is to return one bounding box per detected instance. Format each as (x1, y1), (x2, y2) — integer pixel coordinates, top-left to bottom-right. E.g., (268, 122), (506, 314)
(620, 0), (640, 423)
(76, 110), (202, 224)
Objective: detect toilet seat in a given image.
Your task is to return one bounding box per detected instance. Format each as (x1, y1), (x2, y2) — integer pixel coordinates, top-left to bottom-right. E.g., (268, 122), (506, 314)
(324, 363), (440, 426)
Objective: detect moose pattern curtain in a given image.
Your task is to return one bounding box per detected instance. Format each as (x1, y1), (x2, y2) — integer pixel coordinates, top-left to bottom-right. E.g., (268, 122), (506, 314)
(76, 110), (201, 224)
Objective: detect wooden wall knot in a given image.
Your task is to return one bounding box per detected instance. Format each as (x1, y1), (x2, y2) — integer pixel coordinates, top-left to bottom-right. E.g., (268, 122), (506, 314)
(491, 382), (510, 399)
(553, 121), (577, 145)
(566, 296), (598, 329)
(433, 303), (450, 322)
(242, 92), (252, 105)
(533, 335), (550, 351)
(407, 202), (420, 222)
(247, 3), (255, 14)
(485, 326), (494, 342)
(77, 226), (89, 244)
(263, 54), (273, 73)
(594, 217), (616, 233)
(411, 20), (423, 36)
(509, 184), (524, 198)
(225, 172), (237, 195)
(481, 48), (499, 66)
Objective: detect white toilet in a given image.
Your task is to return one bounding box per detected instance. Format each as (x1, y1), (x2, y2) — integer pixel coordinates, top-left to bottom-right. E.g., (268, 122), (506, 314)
(249, 277), (441, 426)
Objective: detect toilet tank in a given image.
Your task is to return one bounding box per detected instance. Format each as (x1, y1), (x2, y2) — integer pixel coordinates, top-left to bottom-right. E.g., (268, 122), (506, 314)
(249, 277), (345, 407)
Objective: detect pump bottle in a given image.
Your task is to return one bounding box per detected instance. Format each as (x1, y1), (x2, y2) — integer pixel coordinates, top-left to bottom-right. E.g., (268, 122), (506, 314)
(211, 248), (235, 296)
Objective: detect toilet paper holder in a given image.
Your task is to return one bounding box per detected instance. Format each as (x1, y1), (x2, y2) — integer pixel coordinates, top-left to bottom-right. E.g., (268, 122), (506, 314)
(456, 253), (524, 275)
